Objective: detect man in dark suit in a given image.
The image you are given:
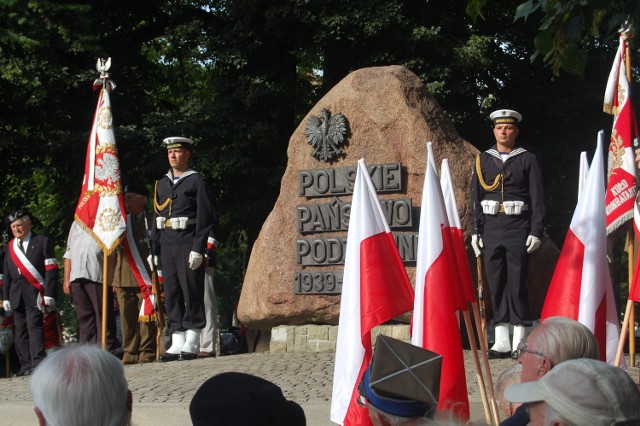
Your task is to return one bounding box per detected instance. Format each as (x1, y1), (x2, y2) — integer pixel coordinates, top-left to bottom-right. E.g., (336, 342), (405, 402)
(2, 209), (59, 376)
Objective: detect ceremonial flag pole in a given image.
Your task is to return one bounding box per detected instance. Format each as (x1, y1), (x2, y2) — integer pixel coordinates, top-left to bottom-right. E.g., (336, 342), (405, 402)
(330, 159), (414, 426)
(542, 132), (621, 364)
(603, 22), (639, 365)
(74, 58), (127, 349)
(412, 143), (470, 421)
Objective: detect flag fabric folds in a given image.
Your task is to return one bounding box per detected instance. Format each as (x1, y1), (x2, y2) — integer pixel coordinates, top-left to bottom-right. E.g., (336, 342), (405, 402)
(411, 143), (469, 420)
(74, 82), (127, 254)
(440, 159), (476, 306)
(603, 34), (638, 235)
(542, 132), (621, 363)
(629, 197), (640, 302)
(330, 159), (415, 425)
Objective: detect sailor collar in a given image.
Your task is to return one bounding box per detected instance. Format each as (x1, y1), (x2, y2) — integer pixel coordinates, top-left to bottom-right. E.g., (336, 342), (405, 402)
(485, 147), (527, 160)
(165, 169), (198, 183)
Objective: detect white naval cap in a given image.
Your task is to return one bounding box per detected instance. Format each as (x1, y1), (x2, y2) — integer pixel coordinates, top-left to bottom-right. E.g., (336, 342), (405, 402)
(489, 109), (522, 125)
(163, 136), (194, 150)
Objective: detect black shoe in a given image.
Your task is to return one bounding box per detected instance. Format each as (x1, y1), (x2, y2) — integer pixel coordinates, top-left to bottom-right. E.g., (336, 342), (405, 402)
(511, 351), (519, 360)
(13, 368), (33, 378)
(179, 352), (198, 361)
(487, 350), (511, 359)
(159, 353), (181, 363)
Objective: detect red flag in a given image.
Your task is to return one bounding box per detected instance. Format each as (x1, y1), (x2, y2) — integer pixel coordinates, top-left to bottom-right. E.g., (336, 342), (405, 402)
(542, 132), (621, 363)
(121, 214), (157, 321)
(604, 35), (638, 235)
(440, 158), (476, 305)
(74, 64), (126, 255)
(330, 159), (414, 426)
(412, 143), (469, 420)
(629, 197), (640, 302)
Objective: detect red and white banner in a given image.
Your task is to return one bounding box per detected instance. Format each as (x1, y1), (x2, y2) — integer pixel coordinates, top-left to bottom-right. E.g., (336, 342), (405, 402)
(629, 196), (640, 302)
(440, 159), (476, 307)
(604, 35), (638, 235)
(542, 132), (621, 363)
(121, 214), (156, 321)
(330, 159), (414, 426)
(412, 143), (469, 420)
(74, 83), (126, 254)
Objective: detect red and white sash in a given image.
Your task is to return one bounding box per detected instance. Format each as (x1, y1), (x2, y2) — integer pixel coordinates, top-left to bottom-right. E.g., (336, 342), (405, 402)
(7, 238), (54, 309)
(121, 214), (156, 321)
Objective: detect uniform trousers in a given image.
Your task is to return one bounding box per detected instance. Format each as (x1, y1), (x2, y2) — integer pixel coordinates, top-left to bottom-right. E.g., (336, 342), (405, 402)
(199, 266), (218, 354)
(12, 298), (45, 371)
(115, 287), (157, 362)
(71, 279), (120, 353)
(482, 226), (532, 326)
(161, 242), (206, 333)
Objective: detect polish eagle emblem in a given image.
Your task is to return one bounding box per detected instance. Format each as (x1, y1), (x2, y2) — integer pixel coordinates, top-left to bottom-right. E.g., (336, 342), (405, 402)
(305, 108), (348, 162)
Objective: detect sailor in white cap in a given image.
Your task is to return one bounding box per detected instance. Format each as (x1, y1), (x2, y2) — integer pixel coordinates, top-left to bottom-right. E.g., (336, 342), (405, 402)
(470, 109), (545, 359)
(151, 136), (216, 362)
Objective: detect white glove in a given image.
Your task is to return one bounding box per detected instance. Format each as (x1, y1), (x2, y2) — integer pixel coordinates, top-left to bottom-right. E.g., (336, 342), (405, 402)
(471, 234), (484, 257)
(147, 254), (159, 271)
(526, 235), (542, 253)
(44, 296), (55, 309)
(188, 251), (203, 270)
(2, 300), (10, 312)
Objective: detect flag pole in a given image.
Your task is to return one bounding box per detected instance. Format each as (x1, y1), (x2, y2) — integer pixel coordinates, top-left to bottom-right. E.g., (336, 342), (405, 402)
(624, 24), (636, 367)
(101, 252), (108, 350)
(461, 308), (495, 425)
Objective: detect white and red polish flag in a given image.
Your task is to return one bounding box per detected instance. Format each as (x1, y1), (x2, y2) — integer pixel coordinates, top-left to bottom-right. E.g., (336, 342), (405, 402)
(542, 132), (621, 363)
(330, 159), (414, 426)
(630, 197), (640, 303)
(440, 159), (476, 307)
(412, 143), (469, 420)
(603, 34), (638, 235)
(578, 151), (589, 202)
(74, 61), (126, 255)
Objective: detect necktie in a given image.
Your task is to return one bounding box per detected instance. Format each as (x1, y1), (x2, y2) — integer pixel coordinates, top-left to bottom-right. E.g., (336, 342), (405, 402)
(20, 240), (26, 254)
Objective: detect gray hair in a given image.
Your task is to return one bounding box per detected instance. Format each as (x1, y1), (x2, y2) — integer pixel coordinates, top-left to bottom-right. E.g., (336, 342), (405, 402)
(29, 344), (131, 426)
(533, 316), (599, 365)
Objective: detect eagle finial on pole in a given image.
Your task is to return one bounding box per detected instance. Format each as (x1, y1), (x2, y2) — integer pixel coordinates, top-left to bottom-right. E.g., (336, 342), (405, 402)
(93, 57), (116, 92)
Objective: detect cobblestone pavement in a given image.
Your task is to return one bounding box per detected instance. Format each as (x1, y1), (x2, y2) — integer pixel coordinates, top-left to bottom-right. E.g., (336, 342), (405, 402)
(2, 351), (638, 426)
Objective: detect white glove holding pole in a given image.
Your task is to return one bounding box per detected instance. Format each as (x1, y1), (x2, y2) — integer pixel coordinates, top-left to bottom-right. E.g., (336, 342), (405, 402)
(526, 235), (541, 253)
(147, 254), (159, 271)
(43, 296), (55, 310)
(2, 300), (10, 312)
(188, 252), (203, 270)
(471, 234), (484, 257)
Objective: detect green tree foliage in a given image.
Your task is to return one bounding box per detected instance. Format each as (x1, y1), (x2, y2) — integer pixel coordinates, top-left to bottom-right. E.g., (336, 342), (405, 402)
(466, 0), (640, 76)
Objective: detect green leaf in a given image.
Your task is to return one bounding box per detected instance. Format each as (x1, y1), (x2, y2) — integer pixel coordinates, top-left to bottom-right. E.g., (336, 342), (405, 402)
(514, 0), (540, 22)
(533, 28), (554, 54)
(560, 46), (587, 75)
(465, 0), (486, 21)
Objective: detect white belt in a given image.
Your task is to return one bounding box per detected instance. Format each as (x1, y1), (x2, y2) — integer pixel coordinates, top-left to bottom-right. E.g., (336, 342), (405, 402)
(157, 217), (196, 230)
(481, 200), (528, 215)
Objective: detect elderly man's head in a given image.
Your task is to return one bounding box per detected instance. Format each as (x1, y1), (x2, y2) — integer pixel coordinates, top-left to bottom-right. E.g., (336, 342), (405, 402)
(30, 344), (131, 426)
(506, 358), (640, 426)
(516, 316), (599, 382)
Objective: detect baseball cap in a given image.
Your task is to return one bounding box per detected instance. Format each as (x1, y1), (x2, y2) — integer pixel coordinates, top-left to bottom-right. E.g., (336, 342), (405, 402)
(505, 358), (640, 425)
